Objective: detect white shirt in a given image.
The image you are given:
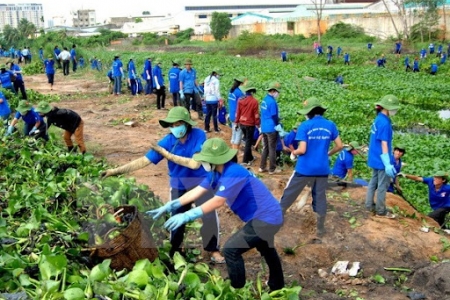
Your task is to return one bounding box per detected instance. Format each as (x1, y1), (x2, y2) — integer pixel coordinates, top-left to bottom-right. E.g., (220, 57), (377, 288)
(58, 50), (71, 61)
(203, 75), (220, 102)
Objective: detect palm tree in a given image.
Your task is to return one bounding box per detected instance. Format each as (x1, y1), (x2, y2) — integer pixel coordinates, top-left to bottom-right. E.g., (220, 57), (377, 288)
(2, 25), (22, 45)
(18, 18), (37, 39)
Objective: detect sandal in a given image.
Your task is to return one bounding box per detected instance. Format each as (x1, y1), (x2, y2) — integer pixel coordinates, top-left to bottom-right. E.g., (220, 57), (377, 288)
(210, 252), (226, 264)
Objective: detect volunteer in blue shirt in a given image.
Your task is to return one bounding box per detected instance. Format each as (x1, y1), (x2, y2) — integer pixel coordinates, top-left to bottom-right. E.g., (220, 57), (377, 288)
(54, 45), (61, 68)
(259, 82), (281, 175)
(440, 53), (447, 65)
(281, 50), (287, 62)
(337, 46), (342, 57)
(413, 57), (420, 72)
(282, 125), (298, 153)
(127, 58), (137, 96)
(44, 55), (55, 90)
(9, 61), (27, 100)
(344, 52), (350, 65)
(0, 65), (16, 94)
(429, 43), (435, 54)
(430, 63), (438, 75)
(404, 56), (411, 71)
(148, 138), (284, 291)
(367, 43), (373, 50)
(401, 171), (450, 227)
(365, 95), (400, 219)
(420, 48), (427, 59)
(331, 141), (362, 182)
(79, 56), (85, 68)
(112, 55), (124, 95)
(152, 58), (166, 109)
(168, 60), (181, 106)
(395, 41), (402, 55)
(102, 107), (223, 263)
(143, 57), (152, 95)
(377, 54), (386, 67)
(6, 100), (47, 140)
(335, 74), (344, 85)
(70, 44), (77, 72)
(38, 47), (44, 61)
(437, 44), (443, 57)
(280, 97), (342, 237)
(179, 59), (199, 114)
(0, 91), (11, 121)
(228, 77), (245, 151)
(387, 145), (405, 194)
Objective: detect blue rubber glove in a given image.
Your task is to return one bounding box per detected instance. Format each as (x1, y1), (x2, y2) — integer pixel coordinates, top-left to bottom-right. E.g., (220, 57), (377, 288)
(146, 199), (182, 220)
(380, 153), (396, 178)
(180, 91), (185, 100)
(29, 127), (37, 135)
(6, 125), (14, 136)
(164, 206), (203, 231)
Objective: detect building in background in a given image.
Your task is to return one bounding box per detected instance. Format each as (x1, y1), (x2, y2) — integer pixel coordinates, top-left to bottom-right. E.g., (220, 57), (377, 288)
(72, 9), (96, 28)
(0, 3), (44, 29)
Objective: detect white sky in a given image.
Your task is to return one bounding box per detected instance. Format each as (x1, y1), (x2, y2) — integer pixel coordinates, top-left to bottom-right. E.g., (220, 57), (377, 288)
(1, 0), (304, 24)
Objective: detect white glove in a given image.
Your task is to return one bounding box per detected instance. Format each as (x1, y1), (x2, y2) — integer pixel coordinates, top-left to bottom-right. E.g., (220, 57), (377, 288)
(290, 153), (297, 161)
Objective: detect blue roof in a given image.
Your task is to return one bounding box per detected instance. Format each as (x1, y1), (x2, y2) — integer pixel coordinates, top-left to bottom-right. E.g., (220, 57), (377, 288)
(231, 12), (273, 21)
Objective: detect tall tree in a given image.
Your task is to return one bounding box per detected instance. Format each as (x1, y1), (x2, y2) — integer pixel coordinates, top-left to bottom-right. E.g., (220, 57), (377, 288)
(311, 0), (326, 43)
(210, 12), (232, 41)
(2, 25), (21, 45)
(18, 19), (37, 39)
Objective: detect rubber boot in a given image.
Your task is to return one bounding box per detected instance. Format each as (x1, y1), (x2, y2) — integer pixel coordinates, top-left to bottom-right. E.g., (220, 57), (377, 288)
(317, 214), (326, 237)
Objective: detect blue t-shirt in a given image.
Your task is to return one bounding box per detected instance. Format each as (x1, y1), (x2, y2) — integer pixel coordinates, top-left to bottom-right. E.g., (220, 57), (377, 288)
(112, 59), (123, 77)
(283, 130), (298, 150)
(179, 68), (197, 94)
(395, 42), (401, 51)
(0, 71), (13, 88)
(15, 108), (43, 126)
(404, 57), (410, 66)
(168, 67), (181, 93)
(11, 64), (23, 81)
(260, 94), (279, 133)
(70, 48), (76, 60)
(431, 64), (438, 72)
(152, 65), (164, 88)
(337, 47), (342, 55)
(228, 87), (244, 123)
(331, 149), (354, 179)
(367, 113), (393, 170)
(344, 53), (350, 62)
(128, 61), (136, 79)
(422, 177), (450, 210)
(54, 48), (61, 57)
(413, 60), (420, 70)
(0, 92), (11, 117)
(143, 60), (152, 79)
(145, 128), (207, 190)
(199, 162), (283, 225)
(295, 116), (339, 176)
(44, 59), (55, 74)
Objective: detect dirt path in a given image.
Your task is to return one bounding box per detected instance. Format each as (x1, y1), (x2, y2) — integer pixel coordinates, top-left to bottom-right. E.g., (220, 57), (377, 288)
(26, 71), (450, 300)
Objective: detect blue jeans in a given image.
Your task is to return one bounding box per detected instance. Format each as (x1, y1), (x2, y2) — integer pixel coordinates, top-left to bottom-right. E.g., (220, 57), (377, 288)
(114, 76), (122, 94)
(205, 103), (218, 131)
(365, 168), (390, 215)
(145, 79), (152, 95)
(223, 219), (284, 291)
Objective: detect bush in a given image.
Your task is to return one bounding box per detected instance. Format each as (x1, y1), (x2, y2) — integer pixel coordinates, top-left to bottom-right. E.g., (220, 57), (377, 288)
(324, 22), (375, 42)
(233, 31), (277, 54)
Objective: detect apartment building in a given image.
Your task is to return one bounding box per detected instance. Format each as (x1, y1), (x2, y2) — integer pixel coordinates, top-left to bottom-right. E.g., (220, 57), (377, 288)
(0, 3), (44, 29)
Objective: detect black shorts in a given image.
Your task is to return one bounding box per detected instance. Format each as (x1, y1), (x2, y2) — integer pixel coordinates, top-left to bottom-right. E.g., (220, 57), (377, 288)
(395, 49), (401, 54)
(47, 73), (54, 84)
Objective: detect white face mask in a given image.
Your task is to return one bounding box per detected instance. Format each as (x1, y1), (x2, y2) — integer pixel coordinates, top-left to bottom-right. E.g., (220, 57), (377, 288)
(201, 162), (215, 172)
(389, 109), (398, 116)
(272, 92), (280, 98)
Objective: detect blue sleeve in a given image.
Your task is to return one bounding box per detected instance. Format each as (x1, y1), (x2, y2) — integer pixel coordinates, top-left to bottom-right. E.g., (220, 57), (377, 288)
(199, 173), (214, 190)
(270, 101), (279, 124)
(375, 120), (389, 142)
(14, 111), (21, 119)
(345, 154), (354, 169)
(331, 123), (339, 140)
(296, 124), (307, 141)
(422, 177), (432, 186)
(179, 70), (185, 82)
(144, 135), (172, 165)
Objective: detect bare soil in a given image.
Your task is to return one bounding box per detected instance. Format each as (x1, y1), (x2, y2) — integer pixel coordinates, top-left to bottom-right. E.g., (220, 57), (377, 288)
(26, 71), (450, 300)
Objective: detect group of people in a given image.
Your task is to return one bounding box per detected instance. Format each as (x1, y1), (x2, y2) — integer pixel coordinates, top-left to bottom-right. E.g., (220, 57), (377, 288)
(3, 99), (86, 154)
(0, 60), (28, 100)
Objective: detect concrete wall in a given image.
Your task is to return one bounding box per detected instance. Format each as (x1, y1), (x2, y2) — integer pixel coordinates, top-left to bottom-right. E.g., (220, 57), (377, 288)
(229, 10), (450, 39)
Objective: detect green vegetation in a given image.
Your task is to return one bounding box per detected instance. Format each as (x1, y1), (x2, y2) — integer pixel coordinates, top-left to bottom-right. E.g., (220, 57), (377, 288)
(210, 12), (233, 41)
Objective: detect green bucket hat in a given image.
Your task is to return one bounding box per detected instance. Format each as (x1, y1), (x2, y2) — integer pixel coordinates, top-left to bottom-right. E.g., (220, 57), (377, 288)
(172, 59), (181, 65)
(159, 107), (197, 128)
(433, 171), (448, 178)
(35, 101), (52, 114)
(375, 94), (400, 110)
(234, 76), (246, 83)
(297, 97), (328, 115)
(48, 55), (53, 59)
(345, 141), (362, 151)
(240, 81), (257, 93)
(193, 138), (238, 165)
(265, 81), (282, 92)
(0, 64), (6, 69)
(213, 67), (223, 76)
(394, 144), (406, 154)
(16, 100), (33, 114)
(184, 59), (193, 65)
